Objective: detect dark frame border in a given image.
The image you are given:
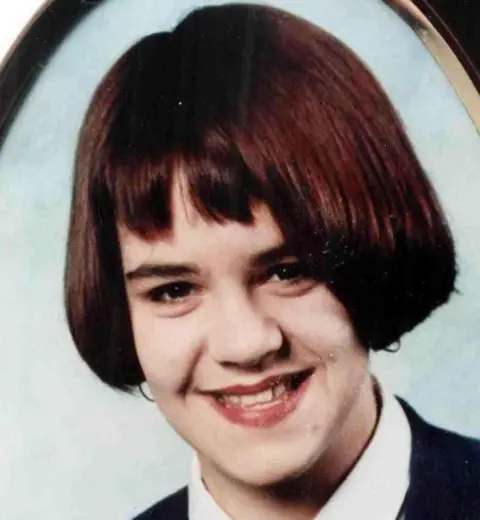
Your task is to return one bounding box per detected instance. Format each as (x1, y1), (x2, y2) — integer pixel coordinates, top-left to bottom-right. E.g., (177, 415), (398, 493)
(0, 0), (101, 146)
(411, 0), (479, 90)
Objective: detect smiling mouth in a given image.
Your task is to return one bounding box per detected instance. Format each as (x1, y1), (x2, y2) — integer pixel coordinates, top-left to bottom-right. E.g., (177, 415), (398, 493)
(206, 369), (313, 428)
(212, 370), (312, 408)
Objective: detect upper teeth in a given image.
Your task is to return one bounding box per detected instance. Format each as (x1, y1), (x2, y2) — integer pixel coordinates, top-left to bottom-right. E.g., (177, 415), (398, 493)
(220, 381), (288, 407)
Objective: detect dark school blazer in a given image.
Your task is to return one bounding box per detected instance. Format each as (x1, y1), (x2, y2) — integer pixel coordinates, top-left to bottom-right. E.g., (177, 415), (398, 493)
(133, 399), (480, 520)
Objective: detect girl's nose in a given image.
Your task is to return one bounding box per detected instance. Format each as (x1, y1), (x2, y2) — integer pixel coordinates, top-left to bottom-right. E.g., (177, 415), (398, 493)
(207, 291), (285, 368)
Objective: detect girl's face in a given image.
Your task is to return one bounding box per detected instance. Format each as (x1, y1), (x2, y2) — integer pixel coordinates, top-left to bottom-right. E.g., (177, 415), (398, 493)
(120, 182), (376, 490)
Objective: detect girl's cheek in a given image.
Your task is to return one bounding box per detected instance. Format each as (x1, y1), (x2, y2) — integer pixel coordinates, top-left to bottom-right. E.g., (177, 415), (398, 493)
(137, 320), (204, 392)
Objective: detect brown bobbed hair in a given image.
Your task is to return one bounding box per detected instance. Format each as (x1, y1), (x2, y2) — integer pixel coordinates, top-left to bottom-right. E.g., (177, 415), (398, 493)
(65, 3), (456, 391)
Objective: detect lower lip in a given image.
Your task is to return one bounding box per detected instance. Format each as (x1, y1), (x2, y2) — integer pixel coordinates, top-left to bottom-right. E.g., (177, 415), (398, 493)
(208, 374), (312, 428)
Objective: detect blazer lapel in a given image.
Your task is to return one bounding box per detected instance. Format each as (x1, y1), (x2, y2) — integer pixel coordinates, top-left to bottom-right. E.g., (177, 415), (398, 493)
(399, 399), (465, 520)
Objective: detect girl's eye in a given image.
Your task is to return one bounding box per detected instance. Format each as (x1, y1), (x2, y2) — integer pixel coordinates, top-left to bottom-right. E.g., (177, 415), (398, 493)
(145, 282), (195, 304)
(268, 262), (306, 283)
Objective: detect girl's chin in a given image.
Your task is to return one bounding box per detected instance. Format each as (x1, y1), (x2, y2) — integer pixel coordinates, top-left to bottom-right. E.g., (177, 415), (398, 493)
(209, 447), (321, 489)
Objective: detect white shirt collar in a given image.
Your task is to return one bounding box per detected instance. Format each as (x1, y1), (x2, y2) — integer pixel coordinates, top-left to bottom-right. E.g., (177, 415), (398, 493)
(189, 380), (411, 520)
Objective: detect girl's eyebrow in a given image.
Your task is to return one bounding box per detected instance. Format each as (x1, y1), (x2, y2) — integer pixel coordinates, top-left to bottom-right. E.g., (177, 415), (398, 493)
(250, 242), (293, 268)
(125, 242), (293, 282)
(125, 263), (200, 281)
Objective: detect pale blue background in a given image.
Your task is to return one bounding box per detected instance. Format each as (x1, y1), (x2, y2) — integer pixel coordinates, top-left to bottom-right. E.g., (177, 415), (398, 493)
(1, 0), (479, 518)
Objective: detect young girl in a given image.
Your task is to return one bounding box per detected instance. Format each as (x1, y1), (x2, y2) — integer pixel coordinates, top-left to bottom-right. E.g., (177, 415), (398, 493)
(64, 4), (479, 519)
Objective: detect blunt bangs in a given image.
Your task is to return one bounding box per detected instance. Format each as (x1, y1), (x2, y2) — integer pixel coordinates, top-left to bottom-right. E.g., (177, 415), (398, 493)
(66, 3), (456, 390)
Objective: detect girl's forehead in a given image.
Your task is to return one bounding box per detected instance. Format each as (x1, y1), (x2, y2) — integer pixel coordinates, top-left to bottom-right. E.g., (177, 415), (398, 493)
(118, 199), (285, 274)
